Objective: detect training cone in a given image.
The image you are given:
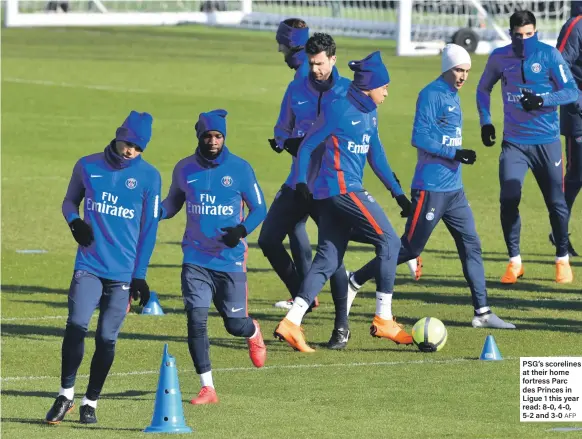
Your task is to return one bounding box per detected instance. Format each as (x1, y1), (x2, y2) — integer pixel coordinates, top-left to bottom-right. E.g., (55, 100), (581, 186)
(142, 291), (164, 315)
(479, 334), (503, 361)
(144, 344), (192, 434)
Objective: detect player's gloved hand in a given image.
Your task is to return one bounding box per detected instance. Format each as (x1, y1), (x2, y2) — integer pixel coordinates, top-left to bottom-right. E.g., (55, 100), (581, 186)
(69, 218), (94, 247)
(283, 137), (303, 157)
(130, 278), (150, 306)
(395, 194), (412, 218)
(221, 224), (247, 248)
(520, 91), (543, 112)
(268, 138), (282, 154)
(454, 149), (477, 165)
(294, 182), (311, 208)
(481, 124), (496, 147)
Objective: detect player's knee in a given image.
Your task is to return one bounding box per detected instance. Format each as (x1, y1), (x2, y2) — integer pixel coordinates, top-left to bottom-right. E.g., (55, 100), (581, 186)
(464, 235), (483, 255)
(500, 194), (521, 212)
(64, 321), (87, 341)
(376, 232), (399, 258)
(223, 317), (251, 337)
(95, 330), (118, 350)
(258, 229), (277, 254)
(187, 308), (208, 339)
(500, 178), (522, 201)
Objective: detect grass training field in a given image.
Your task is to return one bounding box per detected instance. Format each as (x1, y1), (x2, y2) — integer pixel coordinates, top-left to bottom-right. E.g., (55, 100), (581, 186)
(1, 24), (581, 438)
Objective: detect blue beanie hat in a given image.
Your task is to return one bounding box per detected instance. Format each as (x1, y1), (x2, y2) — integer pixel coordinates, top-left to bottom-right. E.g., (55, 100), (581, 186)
(276, 20), (309, 48)
(572, 1), (582, 16)
(115, 111), (153, 151)
(195, 109), (227, 140)
(348, 51), (390, 91)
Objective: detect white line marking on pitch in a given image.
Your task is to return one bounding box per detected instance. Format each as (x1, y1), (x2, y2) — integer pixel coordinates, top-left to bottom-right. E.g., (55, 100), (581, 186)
(2, 357), (516, 382)
(0, 307), (304, 322)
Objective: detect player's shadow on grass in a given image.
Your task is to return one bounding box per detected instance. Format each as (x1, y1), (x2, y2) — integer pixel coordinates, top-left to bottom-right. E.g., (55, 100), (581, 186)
(2, 416), (142, 431)
(1, 389), (152, 401)
(0, 417), (46, 426)
(388, 275), (579, 294)
(70, 425), (144, 432)
(421, 249), (556, 264)
(509, 316), (582, 332)
(0, 323), (189, 343)
(0, 284), (69, 295)
(422, 248), (562, 259)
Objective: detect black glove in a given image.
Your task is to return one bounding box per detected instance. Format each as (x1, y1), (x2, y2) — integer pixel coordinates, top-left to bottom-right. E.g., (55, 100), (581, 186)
(395, 194), (412, 218)
(481, 124), (496, 147)
(294, 182), (311, 208)
(69, 218), (94, 247)
(283, 137), (303, 157)
(268, 138), (282, 154)
(221, 224), (247, 248)
(454, 149), (477, 165)
(520, 91), (543, 112)
(130, 278), (150, 307)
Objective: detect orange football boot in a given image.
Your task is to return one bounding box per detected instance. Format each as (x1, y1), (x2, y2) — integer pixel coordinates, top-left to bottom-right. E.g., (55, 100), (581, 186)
(370, 316), (413, 345)
(501, 262), (524, 284)
(190, 386), (219, 405)
(273, 318), (315, 353)
(247, 320), (267, 368)
(556, 260), (573, 284)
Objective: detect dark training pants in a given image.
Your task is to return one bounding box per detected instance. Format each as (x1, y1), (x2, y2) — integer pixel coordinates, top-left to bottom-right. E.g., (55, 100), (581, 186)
(258, 184), (348, 307)
(296, 191), (400, 329)
(499, 140), (569, 257)
(565, 135), (582, 219)
(61, 270), (129, 400)
(354, 189), (489, 310)
(181, 264), (255, 374)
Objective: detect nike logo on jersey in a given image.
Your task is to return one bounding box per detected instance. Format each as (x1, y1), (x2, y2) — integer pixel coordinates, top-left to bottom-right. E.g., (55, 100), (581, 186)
(231, 307), (244, 313)
(448, 106), (456, 112)
(91, 175), (103, 178)
(351, 121), (361, 125)
(122, 285), (130, 290)
(187, 179), (198, 184)
(555, 159), (562, 167)
(297, 101), (308, 105)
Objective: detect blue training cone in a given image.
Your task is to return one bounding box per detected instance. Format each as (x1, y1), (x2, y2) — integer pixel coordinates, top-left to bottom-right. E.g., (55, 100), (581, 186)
(142, 291), (164, 315)
(144, 344), (193, 434)
(479, 334), (503, 361)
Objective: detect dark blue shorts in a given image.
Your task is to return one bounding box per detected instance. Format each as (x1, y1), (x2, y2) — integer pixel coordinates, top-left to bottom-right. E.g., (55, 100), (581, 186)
(181, 264), (248, 318)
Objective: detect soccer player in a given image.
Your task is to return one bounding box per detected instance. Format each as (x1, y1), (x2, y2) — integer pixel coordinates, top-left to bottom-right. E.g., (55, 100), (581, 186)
(161, 109), (267, 405)
(260, 33), (353, 346)
(268, 18), (314, 310)
(273, 51), (413, 352)
(477, 10), (579, 284)
(553, 1), (582, 256)
(350, 45), (515, 329)
(46, 111), (161, 425)
(276, 18), (310, 80)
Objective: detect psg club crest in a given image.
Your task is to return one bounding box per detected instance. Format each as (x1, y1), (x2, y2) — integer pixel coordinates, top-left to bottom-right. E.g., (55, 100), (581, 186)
(125, 178), (137, 190)
(221, 175), (233, 187)
(531, 63), (541, 74)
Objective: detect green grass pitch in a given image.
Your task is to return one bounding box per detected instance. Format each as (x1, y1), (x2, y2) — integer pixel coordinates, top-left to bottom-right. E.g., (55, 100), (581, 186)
(1, 24), (581, 438)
